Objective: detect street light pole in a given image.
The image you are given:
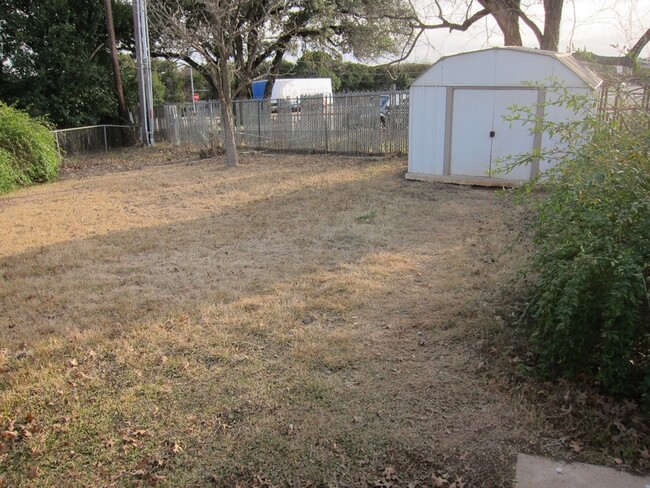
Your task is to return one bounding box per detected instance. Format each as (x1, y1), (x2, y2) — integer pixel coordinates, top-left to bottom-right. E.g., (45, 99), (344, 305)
(132, 0), (155, 146)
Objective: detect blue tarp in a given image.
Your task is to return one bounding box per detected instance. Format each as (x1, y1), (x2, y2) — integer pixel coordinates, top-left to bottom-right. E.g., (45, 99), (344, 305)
(251, 80), (267, 99)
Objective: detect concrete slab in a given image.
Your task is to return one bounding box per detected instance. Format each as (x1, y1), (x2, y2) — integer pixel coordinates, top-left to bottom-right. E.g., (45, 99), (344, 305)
(516, 453), (650, 488)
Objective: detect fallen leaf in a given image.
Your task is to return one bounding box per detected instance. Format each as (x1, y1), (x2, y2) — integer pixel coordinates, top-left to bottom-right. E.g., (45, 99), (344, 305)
(614, 458), (623, 465)
(68, 359), (78, 368)
(149, 474), (166, 485)
(432, 474), (449, 487)
(570, 440), (582, 453)
(373, 479), (392, 488)
(121, 436), (138, 446)
(135, 457), (150, 470)
(170, 442), (182, 455)
(106, 438), (116, 448)
(28, 466), (39, 479)
(382, 466), (397, 480)
(1, 431), (17, 440)
(0, 443), (8, 455)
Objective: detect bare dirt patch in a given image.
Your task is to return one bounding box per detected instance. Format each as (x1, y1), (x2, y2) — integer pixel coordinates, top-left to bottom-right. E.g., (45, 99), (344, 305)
(0, 150), (646, 486)
(58, 144), (202, 180)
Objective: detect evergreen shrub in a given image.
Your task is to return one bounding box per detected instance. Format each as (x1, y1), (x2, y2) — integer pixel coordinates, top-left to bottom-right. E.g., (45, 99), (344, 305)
(0, 102), (60, 193)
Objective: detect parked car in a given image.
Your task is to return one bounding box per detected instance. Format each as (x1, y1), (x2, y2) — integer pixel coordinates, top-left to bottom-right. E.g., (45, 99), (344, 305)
(379, 95), (390, 128)
(379, 94), (408, 128)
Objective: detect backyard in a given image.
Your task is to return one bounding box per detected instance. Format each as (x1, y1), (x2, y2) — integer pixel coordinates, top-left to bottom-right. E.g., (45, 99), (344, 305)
(0, 148), (647, 486)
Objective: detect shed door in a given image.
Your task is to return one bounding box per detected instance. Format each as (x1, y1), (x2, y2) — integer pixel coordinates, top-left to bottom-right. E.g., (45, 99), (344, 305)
(450, 89), (537, 180)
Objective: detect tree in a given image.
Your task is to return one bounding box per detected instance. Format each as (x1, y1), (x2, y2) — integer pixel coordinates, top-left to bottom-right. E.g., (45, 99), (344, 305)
(294, 51), (342, 91)
(157, 60), (189, 103)
(148, 0), (413, 167)
(574, 29), (650, 69)
(397, 0), (563, 52)
(0, 0), (133, 128)
(404, 0), (649, 64)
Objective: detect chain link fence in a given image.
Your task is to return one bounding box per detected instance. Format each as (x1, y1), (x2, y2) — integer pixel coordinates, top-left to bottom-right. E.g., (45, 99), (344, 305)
(52, 125), (138, 156)
(154, 91), (410, 156)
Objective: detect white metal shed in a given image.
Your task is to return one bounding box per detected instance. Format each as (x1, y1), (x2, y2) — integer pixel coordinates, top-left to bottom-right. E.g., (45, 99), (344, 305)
(407, 47), (602, 186)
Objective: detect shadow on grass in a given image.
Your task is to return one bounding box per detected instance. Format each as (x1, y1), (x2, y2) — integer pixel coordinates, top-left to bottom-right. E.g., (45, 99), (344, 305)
(0, 158), (527, 486)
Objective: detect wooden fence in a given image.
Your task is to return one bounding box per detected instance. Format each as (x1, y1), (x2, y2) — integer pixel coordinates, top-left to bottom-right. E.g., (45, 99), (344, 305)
(153, 91), (409, 156)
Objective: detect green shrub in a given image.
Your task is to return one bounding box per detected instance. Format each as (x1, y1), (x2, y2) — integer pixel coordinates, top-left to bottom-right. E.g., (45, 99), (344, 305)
(0, 148), (19, 193)
(513, 84), (650, 402)
(0, 101), (60, 192)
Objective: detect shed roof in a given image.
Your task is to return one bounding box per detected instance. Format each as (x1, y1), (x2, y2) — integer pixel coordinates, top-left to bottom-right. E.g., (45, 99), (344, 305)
(412, 47), (602, 89)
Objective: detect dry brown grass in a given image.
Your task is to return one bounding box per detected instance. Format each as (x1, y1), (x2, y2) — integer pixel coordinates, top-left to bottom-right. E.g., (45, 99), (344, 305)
(0, 148), (644, 487)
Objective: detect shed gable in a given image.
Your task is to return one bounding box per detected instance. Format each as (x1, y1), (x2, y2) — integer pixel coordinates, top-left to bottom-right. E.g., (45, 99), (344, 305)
(413, 48), (599, 89)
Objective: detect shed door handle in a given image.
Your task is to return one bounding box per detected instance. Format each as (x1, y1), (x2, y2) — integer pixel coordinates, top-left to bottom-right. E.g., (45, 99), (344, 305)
(489, 130), (495, 138)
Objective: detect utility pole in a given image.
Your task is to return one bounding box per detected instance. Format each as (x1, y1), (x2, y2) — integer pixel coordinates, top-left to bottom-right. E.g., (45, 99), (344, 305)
(189, 66), (195, 109)
(104, 0), (128, 122)
(132, 0), (154, 146)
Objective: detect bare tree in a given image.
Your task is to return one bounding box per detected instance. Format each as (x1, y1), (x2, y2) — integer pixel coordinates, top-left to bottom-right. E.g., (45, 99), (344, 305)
(399, 0), (565, 51)
(148, 0), (413, 167)
(399, 0), (649, 68)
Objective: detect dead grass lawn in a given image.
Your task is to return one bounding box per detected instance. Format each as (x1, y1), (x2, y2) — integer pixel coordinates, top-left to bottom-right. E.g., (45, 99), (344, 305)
(0, 148), (645, 487)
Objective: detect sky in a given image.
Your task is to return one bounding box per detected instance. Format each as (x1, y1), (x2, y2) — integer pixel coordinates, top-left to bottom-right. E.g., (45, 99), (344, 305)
(406, 0), (650, 63)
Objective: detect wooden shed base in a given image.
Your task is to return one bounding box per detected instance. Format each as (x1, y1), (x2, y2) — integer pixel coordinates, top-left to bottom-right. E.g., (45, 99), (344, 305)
(405, 172), (525, 188)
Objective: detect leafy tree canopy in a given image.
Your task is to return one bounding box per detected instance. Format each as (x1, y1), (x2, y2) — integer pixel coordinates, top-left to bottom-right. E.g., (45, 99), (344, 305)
(0, 0), (133, 128)
(149, 0), (415, 99)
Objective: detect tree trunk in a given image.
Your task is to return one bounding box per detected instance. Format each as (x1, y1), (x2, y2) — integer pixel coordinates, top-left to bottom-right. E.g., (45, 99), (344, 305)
(263, 50), (285, 98)
(217, 58), (238, 167)
(478, 0), (523, 46)
(103, 0), (129, 122)
(541, 0), (563, 51)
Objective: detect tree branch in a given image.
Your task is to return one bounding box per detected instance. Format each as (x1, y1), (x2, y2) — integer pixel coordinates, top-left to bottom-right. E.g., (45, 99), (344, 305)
(574, 28), (650, 69)
(513, 8), (543, 46)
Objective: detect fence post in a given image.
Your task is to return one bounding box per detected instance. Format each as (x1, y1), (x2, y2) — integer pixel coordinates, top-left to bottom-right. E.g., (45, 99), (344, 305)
(324, 104), (329, 153)
(103, 125), (108, 152)
(54, 132), (61, 155)
(257, 100), (262, 149)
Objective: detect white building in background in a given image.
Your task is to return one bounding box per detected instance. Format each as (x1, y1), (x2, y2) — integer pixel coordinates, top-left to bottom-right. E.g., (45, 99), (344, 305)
(407, 47), (602, 186)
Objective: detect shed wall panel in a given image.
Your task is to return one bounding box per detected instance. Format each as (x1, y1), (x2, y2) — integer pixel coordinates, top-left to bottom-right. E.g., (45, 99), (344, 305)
(408, 86), (446, 175)
(539, 87), (593, 174)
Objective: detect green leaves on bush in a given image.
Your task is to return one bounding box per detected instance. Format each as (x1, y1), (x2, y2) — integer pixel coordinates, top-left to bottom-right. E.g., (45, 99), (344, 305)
(0, 102), (61, 193)
(515, 83), (650, 402)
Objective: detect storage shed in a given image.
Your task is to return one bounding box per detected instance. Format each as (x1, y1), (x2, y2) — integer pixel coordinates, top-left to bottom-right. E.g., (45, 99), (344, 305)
(407, 47), (601, 185)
